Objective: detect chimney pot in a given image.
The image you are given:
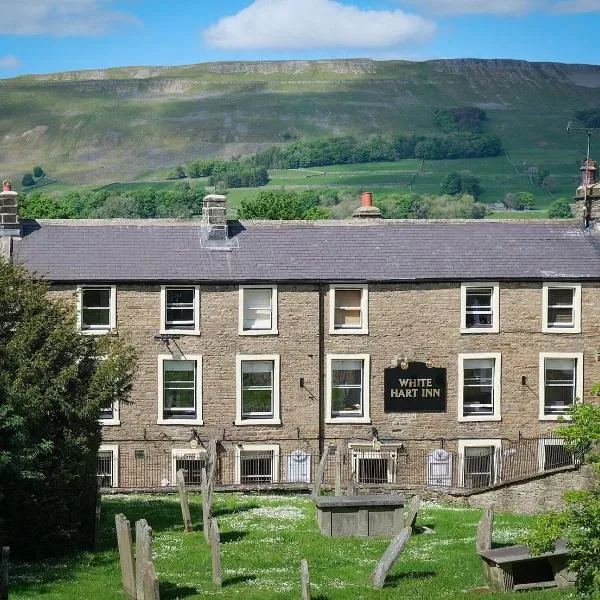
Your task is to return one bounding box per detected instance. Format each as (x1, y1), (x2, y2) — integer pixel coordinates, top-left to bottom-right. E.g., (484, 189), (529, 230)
(2, 180), (11, 192)
(361, 191), (373, 207)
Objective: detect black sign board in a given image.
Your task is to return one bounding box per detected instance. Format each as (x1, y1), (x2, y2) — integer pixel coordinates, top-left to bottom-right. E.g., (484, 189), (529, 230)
(384, 362), (446, 412)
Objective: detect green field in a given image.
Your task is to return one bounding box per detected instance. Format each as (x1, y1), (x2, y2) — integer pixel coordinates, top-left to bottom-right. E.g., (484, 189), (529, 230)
(9, 494), (568, 600)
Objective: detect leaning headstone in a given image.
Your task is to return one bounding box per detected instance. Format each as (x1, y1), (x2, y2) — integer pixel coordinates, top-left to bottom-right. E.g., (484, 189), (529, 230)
(135, 519), (152, 600)
(209, 517), (222, 587)
(476, 506), (494, 553)
(142, 563), (160, 600)
(346, 471), (358, 496)
(405, 495), (421, 531)
(201, 467), (212, 543)
(369, 526), (412, 589)
(334, 449), (342, 496)
(115, 514), (136, 599)
(207, 439), (218, 507)
(1, 546), (9, 600)
(176, 469), (193, 533)
(300, 559), (310, 600)
(311, 446), (330, 497)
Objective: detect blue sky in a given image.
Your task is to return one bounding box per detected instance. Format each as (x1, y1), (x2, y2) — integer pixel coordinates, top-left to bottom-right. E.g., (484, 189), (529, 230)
(0, 0), (599, 78)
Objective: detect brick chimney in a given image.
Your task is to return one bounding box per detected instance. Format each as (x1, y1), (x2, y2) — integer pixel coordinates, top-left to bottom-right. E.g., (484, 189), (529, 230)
(352, 191), (381, 219)
(0, 180), (20, 237)
(580, 159), (597, 186)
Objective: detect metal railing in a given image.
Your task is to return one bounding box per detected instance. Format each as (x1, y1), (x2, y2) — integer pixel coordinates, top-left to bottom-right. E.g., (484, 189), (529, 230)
(99, 435), (577, 491)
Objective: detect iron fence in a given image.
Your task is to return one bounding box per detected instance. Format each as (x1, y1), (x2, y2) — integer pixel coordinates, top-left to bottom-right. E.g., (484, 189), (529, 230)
(100, 435), (577, 491)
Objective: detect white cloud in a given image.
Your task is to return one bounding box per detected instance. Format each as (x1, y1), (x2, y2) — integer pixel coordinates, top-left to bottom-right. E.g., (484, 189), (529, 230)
(202, 0), (436, 50)
(403, 0), (600, 15)
(0, 55), (21, 69)
(0, 1), (140, 36)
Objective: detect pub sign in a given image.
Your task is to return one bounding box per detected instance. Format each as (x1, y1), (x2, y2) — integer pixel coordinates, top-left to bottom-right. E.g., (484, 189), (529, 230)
(384, 361), (446, 412)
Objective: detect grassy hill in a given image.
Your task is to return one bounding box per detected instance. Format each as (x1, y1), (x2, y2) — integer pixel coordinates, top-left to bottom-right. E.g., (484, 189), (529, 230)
(1, 58), (599, 202)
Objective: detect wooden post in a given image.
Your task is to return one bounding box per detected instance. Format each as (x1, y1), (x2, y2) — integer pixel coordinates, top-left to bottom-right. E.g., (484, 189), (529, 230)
(135, 519), (152, 600)
(334, 449), (342, 496)
(176, 469), (193, 533)
(476, 506), (494, 553)
(300, 559), (310, 600)
(115, 514), (136, 599)
(1, 547), (9, 600)
(311, 445), (330, 497)
(209, 517), (222, 587)
(201, 467), (212, 543)
(142, 563), (160, 600)
(369, 526), (412, 589)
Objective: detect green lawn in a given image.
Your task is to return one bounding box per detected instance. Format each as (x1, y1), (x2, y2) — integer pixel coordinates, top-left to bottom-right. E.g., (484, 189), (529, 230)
(9, 494), (569, 600)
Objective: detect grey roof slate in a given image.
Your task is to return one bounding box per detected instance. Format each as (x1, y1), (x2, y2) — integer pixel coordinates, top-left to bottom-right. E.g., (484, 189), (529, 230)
(11, 218), (600, 283)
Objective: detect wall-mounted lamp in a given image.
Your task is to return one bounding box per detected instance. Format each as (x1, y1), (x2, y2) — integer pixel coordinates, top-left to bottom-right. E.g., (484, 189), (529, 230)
(399, 357), (409, 370)
(521, 376), (527, 386)
(299, 377), (304, 388)
(371, 427), (381, 450)
(188, 428), (202, 449)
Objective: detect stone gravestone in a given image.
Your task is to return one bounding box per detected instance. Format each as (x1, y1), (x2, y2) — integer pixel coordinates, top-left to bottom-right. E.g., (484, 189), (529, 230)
(334, 449), (342, 496)
(1, 546), (9, 600)
(311, 446), (330, 497)
(369, 526), (412, 589)
(201, 467), (212, 543)
(476, 506), (494, 553)
(176, 469), (193, 533)
(209, 517), (222, 587)
(207, 439), (218, 508)
(405, 495), (421, 531)
(115, 514), (136, 599)
(142, 563), (160, 600)
(135, 519), (152, 600)
(346, 471), (358, 496)
(300, 559), (310, 600)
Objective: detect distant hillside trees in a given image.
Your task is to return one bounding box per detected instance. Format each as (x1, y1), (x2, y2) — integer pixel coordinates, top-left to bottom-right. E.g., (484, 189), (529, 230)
(21, 173), (35, 187)
(377, 192), (487, 220)
(433, 107), (487, 133)
(237, 190), (329, 220)
(33, 166), (45, 178)
(440, 172), (482, 199)
(21, 166), (48, 188)
(575, 109), (600, 129)
(503, 192), (536, 210)
(548, 198), (573, 218)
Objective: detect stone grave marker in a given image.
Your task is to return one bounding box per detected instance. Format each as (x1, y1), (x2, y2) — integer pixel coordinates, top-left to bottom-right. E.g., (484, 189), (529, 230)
(207, 439), (217, 508)
(476, 506), (494, 553)
(142, 563), (160, 600)
(201, 467), (212, 543)
(135, 519), (153, 600)
(209, 517), (222, 587)
(115, 514), (136, 599)
(311, 446), (330, 497)
(405, 495), (421, 531)
(1, 546), (9, 600)
(369, 526), (412, 589)
(346, 471), (358, 496)
(176, 469), (193, 533)
(334, 449), (342, 496)
(300, 559), (310, 600)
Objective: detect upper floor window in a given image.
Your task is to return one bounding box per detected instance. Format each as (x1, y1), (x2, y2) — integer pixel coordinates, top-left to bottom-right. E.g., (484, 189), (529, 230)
(542, 283), (581, 333)
(325, 354), (371, 424)
(77, 285), (116, 334)
(239, 286), (278, 335)
(329, 284), (368, 334)
(539, 352), (583, 420)
(99, 398), (120, 426)
(460, 283), (499, 334)
(160, 286), (200, 335)
(458, 353), (501, 422)
(235, 355), (281, 425)
(158, 355), (203, 425)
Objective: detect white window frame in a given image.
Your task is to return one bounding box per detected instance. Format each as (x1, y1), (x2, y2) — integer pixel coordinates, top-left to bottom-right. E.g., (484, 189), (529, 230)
(325, 353), (371, 424)
(538, 352), (583, 421)
(160, 285), (200, 335)
(542, 283), (581, 334)
(235, 354), (281, 425)
(99, 398), (120, 426)
(157, 354), (203, 425)
(460, 282), (499, 334)
(234, 443), (280, 485)
(171, 448), (208, 485)
(98, 443), (119, 488)
(458, 439), (501, 488)
(77, 285), (116, 334)
(238, 285), (278, 335)
(348, 444), (397, 484)
(329, 284), (369, 335)
(457, 353), (502, 422)
(537, 438), (575, 472)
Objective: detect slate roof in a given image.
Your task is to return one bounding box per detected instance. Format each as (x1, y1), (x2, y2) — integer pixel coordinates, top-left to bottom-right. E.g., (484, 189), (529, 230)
(11, 218), (600, 283)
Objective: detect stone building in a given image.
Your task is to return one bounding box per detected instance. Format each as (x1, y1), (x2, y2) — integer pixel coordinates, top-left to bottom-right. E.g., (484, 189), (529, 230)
(2, 183), (600, 491)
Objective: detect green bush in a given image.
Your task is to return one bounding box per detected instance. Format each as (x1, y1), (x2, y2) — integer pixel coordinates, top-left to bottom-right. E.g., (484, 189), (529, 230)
(548, 198), (573, 218)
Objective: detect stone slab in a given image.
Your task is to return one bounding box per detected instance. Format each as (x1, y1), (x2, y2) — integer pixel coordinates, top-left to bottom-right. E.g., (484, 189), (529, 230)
(313, 495), (405, 508)
(479, 540), (568, 564)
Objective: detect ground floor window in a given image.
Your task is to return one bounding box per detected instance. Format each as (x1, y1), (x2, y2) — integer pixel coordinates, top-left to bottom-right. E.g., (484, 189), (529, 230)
(538, 438), (575, 471)
(171, 449), (207, 485)
(350, 447), (396, 484)
(234, 444), (280, 485)
(458, 439), (501, 489)
(97, 444), (119, 487)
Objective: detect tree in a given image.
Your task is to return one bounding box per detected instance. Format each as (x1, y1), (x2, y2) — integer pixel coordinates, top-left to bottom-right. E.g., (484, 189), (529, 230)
(166, 165), (186, 180)
(440, 172), (462, 196)
(21, 173), (35, 187)
(548, 198), (573, 219)
(0, 261), (136, 558)
(517, 192), (536, 210)
(524, 403), (600, 597)
(33, 166), (45, 178)
(237, 190), (329, 220)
